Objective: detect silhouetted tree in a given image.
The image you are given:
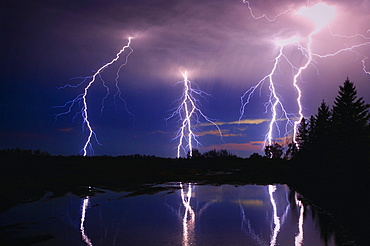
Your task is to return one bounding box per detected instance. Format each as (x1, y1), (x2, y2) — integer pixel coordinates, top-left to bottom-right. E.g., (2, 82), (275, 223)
(203, 149), (218, 158)
(310, 100), (332, 160)
(187, 149), (202, 159)
(296, 117), (310, 152)
(284, 142), (297, 160)
(203, 149), (237, 159)
(249, 152), (263, 159)
(264, 143), (283, 159)
(331, 78), (370, 163)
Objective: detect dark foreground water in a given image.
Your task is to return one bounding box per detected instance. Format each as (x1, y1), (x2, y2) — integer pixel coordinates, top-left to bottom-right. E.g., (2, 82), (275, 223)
(0, 183), (336, 246)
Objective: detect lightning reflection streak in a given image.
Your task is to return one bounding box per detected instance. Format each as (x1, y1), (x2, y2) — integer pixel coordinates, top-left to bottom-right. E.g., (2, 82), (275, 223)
(180, 183), (196, 246)
(80, 196), (93, 246)
(295, 193), (305, 246)
(268, 185), (280, 246)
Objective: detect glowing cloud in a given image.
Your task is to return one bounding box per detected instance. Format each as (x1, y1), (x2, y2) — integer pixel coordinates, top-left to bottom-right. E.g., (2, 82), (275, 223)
(297, 3), (336, 32)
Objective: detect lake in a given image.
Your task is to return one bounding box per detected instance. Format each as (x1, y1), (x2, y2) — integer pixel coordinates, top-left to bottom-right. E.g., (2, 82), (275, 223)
(0, 183), (336, 245)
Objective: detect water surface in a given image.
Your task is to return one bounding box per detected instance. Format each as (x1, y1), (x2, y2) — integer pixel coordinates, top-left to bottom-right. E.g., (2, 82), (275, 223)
(0, 183), (336, 245)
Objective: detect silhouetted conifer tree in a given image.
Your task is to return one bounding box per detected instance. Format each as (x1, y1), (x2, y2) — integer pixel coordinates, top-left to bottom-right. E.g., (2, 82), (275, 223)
(296, 117), (310, 151)
(310, 100), (332, 161)
(284, 142), (297, 160)
(331, 78), (370, 164)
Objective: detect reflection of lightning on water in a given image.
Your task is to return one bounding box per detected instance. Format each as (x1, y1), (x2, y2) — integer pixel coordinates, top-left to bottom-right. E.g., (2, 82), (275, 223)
(180, 183), (196, 246)
(167, 72), (222, 158)
(176, 183), (217, 246)
(239, 201), (266, 245)
(239, 185), (290, 245)
(80, 196), (93, 246)
(55, 38), (133, 156)
(294, 193), (305, 246)
(268, 185), (281, 246)
(241, 1), (370, 149)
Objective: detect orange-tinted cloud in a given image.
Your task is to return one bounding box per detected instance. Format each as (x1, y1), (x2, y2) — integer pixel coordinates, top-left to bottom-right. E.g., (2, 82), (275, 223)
(201, 141), (264, 152)
(234, 199), (264, 206)
(195, 130), (224, 137)
(195, 129), (244, 136)
(201, 118), (270, 127)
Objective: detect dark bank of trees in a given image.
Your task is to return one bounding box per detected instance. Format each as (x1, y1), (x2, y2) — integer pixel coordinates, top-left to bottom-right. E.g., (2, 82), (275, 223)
(286, 77), (370, 246)
(263, 77), (370, 172)
(187, 148), (238, 159)
(0, 148), (51, 157)
(292, 77), (370, 176)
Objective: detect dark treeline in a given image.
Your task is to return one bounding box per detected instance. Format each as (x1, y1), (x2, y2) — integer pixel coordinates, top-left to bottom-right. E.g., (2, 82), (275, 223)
(261, 77), (370, 171)
(293, 77), (370, 173)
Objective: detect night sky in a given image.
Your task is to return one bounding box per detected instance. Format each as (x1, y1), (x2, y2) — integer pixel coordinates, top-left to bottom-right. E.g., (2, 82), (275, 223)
(2, 0), (370, 157)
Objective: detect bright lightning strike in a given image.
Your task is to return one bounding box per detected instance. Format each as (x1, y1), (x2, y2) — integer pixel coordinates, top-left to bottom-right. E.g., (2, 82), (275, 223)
(167, 71), (222, 158)
(240, 1), (369, 150)
(292, 3), (336, 145)
(240, 37), (297, 147)
(55, 38), (134, 156)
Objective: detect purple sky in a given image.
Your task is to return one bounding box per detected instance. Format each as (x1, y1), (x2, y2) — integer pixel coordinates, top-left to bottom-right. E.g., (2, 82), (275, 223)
(2, 0), (370, 157)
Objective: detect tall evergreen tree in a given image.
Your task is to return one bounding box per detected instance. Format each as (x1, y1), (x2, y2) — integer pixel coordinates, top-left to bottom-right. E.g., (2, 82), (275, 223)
(331, 78), (370, 163)
(294, 117), (310, 160)
(311, 100), (332, 158)
(295, 101), (332, 166)
(296, 117), (310, 150)
(332, 78), (369, 128)
(308, 115), (315, 147)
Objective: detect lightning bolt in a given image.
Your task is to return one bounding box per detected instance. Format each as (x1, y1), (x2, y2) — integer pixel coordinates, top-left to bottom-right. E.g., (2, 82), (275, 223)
(240, 37), (298, 147)
(240, 2), (312, 148)
(239, 200), (266, 245)
(55, 38), (134, 156)
(240, 1), (369, 150)
(167, 71), (222, 158)
(243, 0), (296, 22)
